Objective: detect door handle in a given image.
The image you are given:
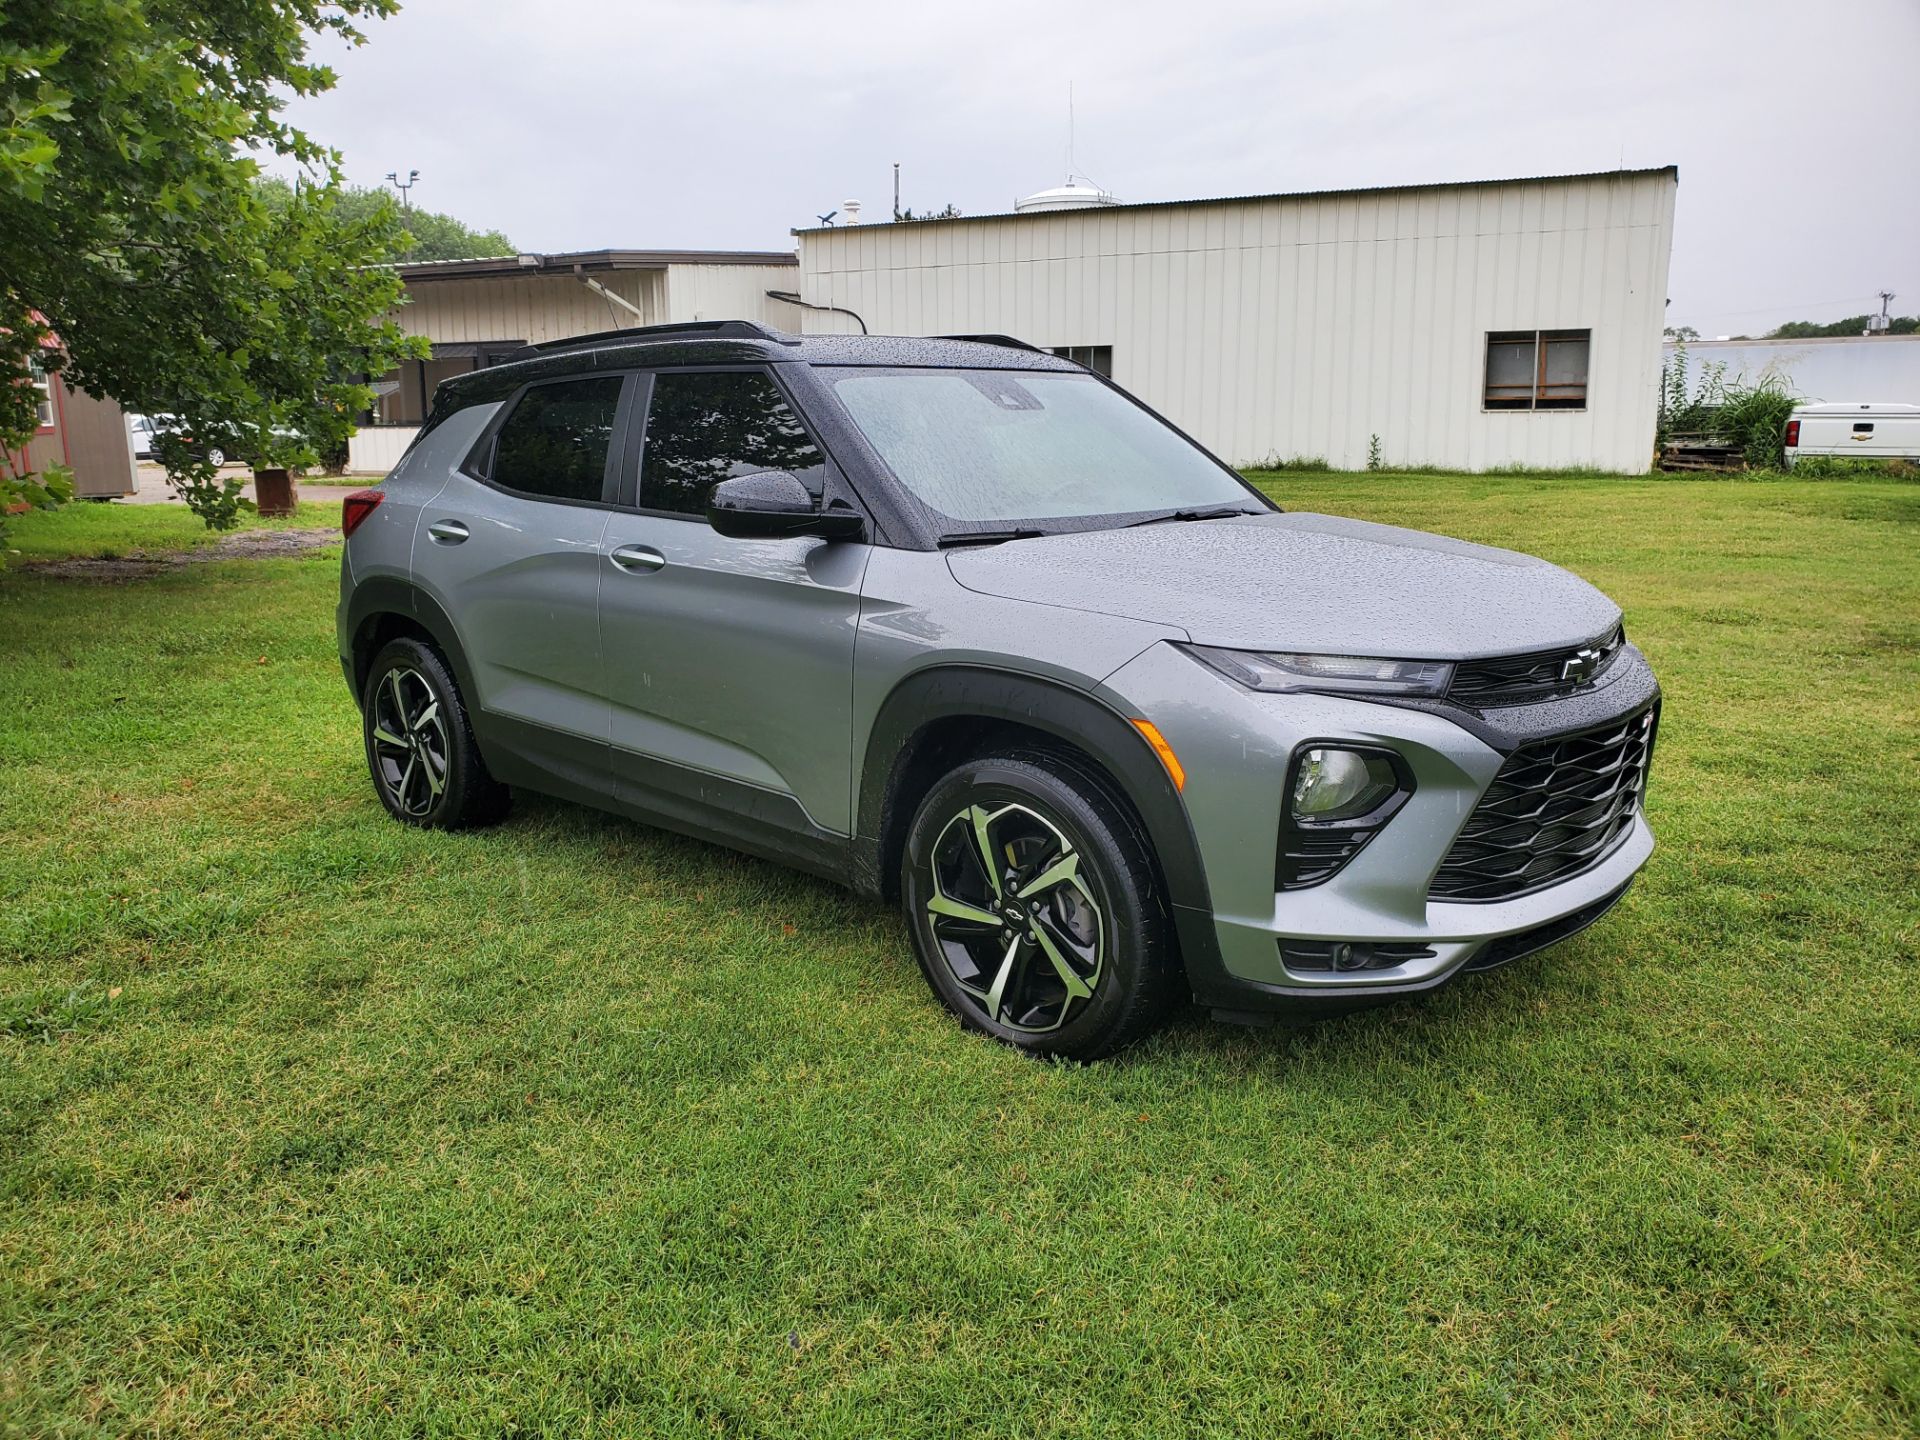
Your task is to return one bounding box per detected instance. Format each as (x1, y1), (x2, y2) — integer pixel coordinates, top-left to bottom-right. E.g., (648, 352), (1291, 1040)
(427, 519), (470, 544)
(609, 543), (666, 573)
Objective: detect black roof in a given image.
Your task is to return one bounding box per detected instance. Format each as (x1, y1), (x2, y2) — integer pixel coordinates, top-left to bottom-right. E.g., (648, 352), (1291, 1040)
(437, 322), (1078, 407)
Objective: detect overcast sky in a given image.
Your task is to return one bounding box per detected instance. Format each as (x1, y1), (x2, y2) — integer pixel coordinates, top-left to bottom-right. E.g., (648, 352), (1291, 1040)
(280, 0), (1920, 336)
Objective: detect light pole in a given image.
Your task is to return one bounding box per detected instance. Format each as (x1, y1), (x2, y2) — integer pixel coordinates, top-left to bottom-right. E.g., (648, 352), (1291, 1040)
(385, 169), (420, 211)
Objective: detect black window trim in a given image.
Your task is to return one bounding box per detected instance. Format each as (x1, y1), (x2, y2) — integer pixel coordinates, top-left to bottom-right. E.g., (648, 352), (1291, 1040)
(619, 361), (847, 523)
(458, 371), (638, 511)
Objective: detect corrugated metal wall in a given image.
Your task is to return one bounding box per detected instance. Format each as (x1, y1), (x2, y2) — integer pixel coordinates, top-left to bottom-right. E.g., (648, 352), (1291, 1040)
(796, 171), (1677, 472)
(664, 265), (801, 325)
(391, 271), (668, 344)
(391, 264), (801, 346)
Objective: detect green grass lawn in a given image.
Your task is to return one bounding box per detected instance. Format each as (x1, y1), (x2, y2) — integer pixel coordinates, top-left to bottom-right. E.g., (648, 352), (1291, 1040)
(2, 476), (1916, 1437)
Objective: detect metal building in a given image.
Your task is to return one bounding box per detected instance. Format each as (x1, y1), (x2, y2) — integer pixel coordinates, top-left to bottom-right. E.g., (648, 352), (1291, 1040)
(1662, 334), (1920, 407)
(351, 248), (797, 472)
(789, 167), (1678, 473)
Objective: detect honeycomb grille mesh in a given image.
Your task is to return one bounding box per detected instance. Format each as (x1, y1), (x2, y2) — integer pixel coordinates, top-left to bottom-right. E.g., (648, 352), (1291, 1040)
(1430, 707), (1656, 902)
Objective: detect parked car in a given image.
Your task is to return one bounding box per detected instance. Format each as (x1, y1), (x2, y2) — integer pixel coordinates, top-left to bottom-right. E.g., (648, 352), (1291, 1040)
(1784, 401), (1920, 467)
(336, 322), (1660, 1059)
(128, 413), (226, 468)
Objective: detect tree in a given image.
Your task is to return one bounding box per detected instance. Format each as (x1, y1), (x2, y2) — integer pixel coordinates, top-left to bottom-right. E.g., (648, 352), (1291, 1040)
(1771, 315), (1920, 339)
(899, 203), (963, 222)
(0, 0), (428, 534)
(1663, 325), (1700, 342)
(255, 176), (514, 263)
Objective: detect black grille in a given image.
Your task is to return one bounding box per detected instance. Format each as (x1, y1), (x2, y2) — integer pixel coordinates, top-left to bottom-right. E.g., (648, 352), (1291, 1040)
(1430, 706), (1656, 902)
(1448, 626), (1624, 707)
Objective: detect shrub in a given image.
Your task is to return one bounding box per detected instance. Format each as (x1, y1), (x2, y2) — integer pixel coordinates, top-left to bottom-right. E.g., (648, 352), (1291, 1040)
(1718, 379), (1798, 469)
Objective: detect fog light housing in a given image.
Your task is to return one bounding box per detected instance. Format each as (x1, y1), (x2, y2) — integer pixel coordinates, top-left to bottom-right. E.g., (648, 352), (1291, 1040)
(1276, 744), (1414, 890)
(1292, 747), (1399, 822)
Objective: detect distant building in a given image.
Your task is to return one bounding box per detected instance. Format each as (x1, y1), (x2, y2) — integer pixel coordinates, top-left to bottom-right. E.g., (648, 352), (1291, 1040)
(352, 248), (797, 472)
(4, 335), (137, 500)
(349, 168), (1680, 476)
(1662, 334), (1920, 407)
(790, 167), (1679, 472)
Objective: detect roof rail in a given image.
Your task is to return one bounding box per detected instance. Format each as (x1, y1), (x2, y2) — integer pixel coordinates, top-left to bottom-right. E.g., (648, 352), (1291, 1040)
(937, 333), (1047, 354)
(513, 320), (797, 359)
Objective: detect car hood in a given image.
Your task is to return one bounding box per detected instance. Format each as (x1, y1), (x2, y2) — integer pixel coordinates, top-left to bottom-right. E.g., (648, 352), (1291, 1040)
(945, 512), (1622, 658)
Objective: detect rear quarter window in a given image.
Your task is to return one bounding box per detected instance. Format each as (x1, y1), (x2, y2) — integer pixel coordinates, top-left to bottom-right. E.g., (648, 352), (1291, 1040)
(488, 376), (625, 503)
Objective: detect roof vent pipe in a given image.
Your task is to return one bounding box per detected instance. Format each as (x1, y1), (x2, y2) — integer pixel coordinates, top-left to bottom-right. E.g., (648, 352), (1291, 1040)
(841, 198), (863, 226)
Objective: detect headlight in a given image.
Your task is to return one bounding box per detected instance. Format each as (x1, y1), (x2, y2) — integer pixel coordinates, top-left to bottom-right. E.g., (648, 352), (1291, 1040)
(1185, 646), (1454, 697)
(1292, 747), (1400, 821)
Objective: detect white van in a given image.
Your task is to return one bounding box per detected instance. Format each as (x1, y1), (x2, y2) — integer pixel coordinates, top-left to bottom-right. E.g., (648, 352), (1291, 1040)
(1784, 402), (1920, 467)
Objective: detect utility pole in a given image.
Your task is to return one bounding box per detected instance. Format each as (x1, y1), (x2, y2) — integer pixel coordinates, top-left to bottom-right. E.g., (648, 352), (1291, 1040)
(385, 169), (420, 212)
(1867, 290), (1896, 334)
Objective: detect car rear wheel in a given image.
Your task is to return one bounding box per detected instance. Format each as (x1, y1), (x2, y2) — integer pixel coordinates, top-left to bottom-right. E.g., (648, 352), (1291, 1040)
(901, 751), (1180, 1060)
(362, 637), (510, 830)
(205, 447), (225, 468)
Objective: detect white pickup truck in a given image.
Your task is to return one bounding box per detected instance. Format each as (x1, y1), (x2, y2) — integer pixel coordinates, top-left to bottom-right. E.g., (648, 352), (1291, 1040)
(1784, 402), (1920, 467)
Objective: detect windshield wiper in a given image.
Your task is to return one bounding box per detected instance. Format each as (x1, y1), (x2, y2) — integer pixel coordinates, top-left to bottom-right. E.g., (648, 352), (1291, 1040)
(936, 527), (1048, 548)
(1123, 506), (1263, 529)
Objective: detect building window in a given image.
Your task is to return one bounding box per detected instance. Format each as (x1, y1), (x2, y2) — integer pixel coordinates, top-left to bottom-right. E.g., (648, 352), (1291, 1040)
(27, 356), (55, 431)
(1484, 330), (1589, 411)
(488, 376), (624, 503)
(1049, 345), (1113, 378)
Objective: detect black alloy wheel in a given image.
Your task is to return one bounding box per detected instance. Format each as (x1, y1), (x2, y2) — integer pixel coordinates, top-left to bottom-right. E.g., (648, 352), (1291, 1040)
(361, 636), (510, 830)
(901, 751), (1179, 1060)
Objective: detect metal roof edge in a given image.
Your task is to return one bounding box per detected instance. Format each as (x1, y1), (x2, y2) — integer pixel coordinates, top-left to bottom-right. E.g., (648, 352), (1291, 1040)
(387, 248), (798, 281)
(790, 166), (1680, 236)
(1665, 333), (1920, 348)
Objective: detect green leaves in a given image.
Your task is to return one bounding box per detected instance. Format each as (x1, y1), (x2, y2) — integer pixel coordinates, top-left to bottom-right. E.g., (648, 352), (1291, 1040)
(0, 0), (418, 533)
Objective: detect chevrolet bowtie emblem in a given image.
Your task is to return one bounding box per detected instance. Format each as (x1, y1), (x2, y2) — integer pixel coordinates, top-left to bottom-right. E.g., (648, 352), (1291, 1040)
(1561, 646), (1603, 684)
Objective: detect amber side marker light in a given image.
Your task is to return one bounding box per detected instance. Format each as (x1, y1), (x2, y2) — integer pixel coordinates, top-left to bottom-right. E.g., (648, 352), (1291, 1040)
(1130, 718), (1186, 792)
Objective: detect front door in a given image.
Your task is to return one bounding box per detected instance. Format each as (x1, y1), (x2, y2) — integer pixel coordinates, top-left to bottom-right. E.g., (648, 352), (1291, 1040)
(597, 367), (869, 860)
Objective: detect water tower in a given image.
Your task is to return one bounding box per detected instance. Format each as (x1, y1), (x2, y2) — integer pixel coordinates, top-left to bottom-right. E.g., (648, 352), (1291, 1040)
(1015, 178), (1122, 214)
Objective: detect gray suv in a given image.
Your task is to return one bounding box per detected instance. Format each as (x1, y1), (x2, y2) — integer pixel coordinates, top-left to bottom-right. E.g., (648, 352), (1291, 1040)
(337, 322), (1658, 1059)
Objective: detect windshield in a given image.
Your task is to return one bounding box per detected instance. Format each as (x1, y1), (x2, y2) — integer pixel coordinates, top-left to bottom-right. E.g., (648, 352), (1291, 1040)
(828, 367), (1261, 533)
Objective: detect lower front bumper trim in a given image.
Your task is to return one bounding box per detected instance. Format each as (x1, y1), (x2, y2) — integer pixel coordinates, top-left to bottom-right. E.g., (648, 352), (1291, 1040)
(1462, 877), (1635, 973)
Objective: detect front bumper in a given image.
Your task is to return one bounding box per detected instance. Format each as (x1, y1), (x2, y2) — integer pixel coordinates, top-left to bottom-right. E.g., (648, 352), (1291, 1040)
(1097, 640), (1659, 1016)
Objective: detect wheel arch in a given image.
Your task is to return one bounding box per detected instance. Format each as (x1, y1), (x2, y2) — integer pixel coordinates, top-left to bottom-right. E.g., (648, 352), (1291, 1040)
(854, 667), (1215, 934)
(345, 577), (479, 711)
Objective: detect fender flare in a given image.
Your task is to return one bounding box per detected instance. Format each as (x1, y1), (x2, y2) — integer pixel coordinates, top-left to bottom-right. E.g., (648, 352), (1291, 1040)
(852, 664), (1216, 928)
(343, 576), (478, 708)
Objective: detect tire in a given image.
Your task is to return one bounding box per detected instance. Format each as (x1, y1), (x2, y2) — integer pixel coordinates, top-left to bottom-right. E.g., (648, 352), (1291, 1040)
(205, 447), (225, 468)
(900, 750), (1180, 1060)
(361, 637), (511, 830)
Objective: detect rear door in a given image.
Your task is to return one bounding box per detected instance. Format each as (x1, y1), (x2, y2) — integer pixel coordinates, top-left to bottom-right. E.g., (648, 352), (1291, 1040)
(412, 373), (632, 797)
(597, 366), (870, 855)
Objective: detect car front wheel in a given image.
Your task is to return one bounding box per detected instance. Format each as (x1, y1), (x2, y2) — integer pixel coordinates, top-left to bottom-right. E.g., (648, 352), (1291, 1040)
(901, 751), (1179, 1060)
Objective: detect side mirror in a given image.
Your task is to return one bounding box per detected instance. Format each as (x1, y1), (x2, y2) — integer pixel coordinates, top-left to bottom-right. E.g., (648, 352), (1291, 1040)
(707, 471), (864, 541)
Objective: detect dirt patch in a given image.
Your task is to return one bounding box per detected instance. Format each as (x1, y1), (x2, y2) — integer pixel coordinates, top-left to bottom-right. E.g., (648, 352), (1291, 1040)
(23, 527), (338, 581)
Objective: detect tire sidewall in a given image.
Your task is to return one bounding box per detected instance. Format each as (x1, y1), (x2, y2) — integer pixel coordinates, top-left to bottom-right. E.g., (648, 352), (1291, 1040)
(902, 755), (1162, 1058)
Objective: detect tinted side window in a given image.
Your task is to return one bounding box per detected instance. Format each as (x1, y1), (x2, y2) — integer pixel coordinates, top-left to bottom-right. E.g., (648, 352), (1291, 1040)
(490, 376), (624, 502)
(639, 370), (826, 516)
